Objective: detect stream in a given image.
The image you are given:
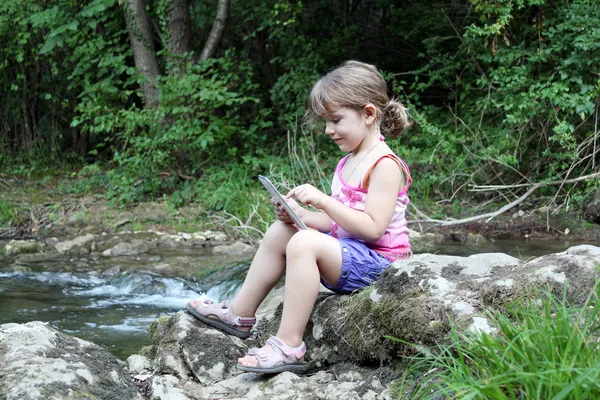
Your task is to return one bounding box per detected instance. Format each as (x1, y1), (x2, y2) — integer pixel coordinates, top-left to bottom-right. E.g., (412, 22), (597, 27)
(0, 238), (593, 360)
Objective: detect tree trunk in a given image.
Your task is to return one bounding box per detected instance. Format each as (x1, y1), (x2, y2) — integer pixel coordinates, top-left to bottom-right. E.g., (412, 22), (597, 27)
(122, 0), (160, 107)
(19, 63), (33, 151)
(167, 0), (192, 58)
(200, 0), (230, 60)
(79, 130), (89, 158)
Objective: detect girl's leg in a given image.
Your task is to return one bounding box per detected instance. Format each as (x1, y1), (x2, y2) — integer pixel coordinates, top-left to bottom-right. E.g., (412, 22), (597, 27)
(238, 230), (342, 366)
(231, 221), (298, 317)
(188, 221), (297, 324)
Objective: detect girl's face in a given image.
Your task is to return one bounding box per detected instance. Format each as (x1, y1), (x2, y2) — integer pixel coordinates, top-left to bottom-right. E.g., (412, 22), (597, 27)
(323, 107), (374, 153)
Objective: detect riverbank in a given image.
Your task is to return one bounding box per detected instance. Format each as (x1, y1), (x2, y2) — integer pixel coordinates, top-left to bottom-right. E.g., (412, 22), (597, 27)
(2, 175), (599, 245)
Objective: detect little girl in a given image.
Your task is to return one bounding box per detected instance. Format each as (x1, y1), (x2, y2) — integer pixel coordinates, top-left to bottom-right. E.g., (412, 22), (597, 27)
(186, 60), (412, 374)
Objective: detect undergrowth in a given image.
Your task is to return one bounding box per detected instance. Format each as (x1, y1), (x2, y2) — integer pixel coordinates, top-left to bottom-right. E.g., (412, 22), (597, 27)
(394, 283), (600, 399)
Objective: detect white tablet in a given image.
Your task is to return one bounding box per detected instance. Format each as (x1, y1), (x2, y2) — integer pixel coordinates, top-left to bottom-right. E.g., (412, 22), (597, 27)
(258, 175), (307, 230)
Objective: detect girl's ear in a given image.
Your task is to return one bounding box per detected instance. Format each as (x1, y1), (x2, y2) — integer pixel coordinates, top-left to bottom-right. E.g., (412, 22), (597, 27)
(363, 104), (377, 125)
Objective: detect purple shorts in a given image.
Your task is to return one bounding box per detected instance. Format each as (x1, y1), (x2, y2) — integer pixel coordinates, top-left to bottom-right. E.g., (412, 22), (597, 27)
(321, 237), (391, 294)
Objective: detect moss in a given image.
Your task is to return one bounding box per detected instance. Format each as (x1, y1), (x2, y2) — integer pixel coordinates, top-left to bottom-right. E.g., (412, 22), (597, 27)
(259, 379), (275, 391)
(172, 222), (200, 233)
(309, 268), (455, 367)
(144, 315), (174, 359)
(131, 222), (147, 231)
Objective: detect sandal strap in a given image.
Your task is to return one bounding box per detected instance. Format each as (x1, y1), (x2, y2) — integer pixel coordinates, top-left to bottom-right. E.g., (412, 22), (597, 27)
(222, 300), (256, 326)
(264, 336), (306, 360)
(203, 299), (256, 327)
(250, 337), (306, 368)
(233, 316), (256, 327)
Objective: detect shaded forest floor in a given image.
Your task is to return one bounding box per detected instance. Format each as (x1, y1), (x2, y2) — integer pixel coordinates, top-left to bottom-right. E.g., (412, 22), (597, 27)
(1, 175), (600, 244)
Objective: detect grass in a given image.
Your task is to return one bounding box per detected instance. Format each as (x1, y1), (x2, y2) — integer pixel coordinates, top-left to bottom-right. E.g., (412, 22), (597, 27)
(0, 199), (17, 226)
(396, 284), (600, 399)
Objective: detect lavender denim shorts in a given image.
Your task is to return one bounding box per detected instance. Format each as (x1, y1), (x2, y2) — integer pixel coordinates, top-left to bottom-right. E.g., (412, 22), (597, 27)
(321, 236), (391, 294)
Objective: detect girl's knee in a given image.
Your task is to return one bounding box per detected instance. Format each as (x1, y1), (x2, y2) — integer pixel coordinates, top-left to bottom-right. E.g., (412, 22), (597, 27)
(286, 230), (321, 258)
(265, 220), (294, 238)
(262, 221), (297, 248)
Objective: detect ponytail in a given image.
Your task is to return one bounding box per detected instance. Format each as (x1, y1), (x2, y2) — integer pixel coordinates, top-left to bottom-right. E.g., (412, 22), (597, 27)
(381, 99), (412, 138)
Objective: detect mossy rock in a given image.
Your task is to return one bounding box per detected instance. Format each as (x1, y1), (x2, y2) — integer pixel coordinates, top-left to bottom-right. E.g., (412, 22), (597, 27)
(3, 239), (41, 257)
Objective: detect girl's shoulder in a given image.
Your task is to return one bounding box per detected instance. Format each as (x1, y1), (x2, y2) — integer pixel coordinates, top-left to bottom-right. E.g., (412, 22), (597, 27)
(362, 153), (412, 191)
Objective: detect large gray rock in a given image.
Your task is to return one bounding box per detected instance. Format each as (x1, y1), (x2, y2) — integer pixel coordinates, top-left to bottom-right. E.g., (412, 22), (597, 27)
(139, 312), (249, 386)
(54, 234), (95, 255)
(0, 321), (141, 400)
(213, 241), (254, 256)
(107, 239), (153, 256)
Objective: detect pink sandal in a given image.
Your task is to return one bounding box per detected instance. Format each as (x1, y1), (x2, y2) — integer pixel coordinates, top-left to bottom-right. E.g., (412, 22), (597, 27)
(236, 336), (308, 374)
(185, 299), (256, 339)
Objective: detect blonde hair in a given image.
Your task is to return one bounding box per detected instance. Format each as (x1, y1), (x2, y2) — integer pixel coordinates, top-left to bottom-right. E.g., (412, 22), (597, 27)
(306, 60), (412, 138)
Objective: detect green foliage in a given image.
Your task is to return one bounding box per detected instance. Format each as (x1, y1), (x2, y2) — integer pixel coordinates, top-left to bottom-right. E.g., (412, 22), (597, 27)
(94, 51), (273, 203)
(59, 163), (109, 196)
(397, 284), (600, 399)
(1, 0), (599, 216)
(0, 200), (17, 226)
(400, 0), (600, 199)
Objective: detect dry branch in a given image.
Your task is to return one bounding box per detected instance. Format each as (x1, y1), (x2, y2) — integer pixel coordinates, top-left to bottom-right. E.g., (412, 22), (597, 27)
(410, 171), (600, 227)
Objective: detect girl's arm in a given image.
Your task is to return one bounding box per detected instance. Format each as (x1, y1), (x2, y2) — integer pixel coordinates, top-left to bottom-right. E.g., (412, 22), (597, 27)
(288, 158), (403, 242)
(298, 209), (333, 232)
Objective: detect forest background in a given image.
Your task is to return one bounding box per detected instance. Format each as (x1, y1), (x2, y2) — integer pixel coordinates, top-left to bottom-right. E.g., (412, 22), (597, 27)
(1, 0), (599, 234)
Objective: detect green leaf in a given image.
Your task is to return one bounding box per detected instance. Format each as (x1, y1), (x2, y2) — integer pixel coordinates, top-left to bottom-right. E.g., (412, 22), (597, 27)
(39, 36), (57, 54)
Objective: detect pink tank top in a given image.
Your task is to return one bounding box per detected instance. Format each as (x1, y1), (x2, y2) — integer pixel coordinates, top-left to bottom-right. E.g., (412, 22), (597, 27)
(330, 153), (412, 261)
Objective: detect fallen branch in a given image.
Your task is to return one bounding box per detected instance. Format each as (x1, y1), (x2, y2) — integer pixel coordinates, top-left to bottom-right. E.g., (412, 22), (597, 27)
(436, 182), (543, 226)
(411, 171), (599, 227)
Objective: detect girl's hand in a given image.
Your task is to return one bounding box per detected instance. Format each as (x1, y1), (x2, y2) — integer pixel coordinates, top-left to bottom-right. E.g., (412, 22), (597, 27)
(271, 196), (303, 224)
(287, 184), (329, 210)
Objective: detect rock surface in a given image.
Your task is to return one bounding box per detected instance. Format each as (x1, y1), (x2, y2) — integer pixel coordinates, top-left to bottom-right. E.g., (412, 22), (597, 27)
(3, 239), (40, 256)
(1, 245), (599, 399)
(0, 321), (141, 400)
(133, 244), (600, 399)
(1, 230), (251, 262)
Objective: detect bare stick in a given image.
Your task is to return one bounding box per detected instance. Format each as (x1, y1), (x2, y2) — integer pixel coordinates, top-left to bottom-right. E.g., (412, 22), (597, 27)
(470, 171), (600, 191)
(435, 183), (543, 226)
(595, 95), (599, 170)
(424, 171), (600, 226)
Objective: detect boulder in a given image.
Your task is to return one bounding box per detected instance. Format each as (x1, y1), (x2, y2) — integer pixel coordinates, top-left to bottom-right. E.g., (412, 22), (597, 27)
(213, 241), (254, 256)
(136, 313), (251, 388)
(0, 321), (141, 400)
(3, 239), (40, 257)
(132, 245), (599, 399)
(107, 239), (153, 256)
(54, 234), (95, 255)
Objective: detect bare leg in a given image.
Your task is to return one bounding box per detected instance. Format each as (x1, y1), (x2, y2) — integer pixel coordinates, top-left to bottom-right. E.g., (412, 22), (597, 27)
(231, 221), (298, 317)
(238, 230), (342, 366)
(188, 221), (298, 327)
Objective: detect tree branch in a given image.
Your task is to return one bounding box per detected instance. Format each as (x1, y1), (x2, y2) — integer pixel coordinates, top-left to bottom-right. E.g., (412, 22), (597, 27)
(412, 171), (600, 227)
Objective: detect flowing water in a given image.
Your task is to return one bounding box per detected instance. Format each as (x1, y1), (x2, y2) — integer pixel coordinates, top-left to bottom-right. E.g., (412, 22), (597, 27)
(0, 238), (595, 360)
